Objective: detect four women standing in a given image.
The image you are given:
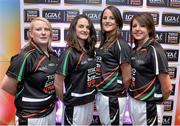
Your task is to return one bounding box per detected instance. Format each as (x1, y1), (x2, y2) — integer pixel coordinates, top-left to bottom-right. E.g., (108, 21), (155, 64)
(1, 6), (172, 126)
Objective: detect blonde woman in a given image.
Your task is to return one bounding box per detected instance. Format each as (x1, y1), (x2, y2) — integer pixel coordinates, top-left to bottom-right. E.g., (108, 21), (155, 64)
(1, 17), (59, 125)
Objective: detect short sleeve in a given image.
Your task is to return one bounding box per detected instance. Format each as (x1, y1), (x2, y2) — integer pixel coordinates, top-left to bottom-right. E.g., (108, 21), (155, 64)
(117, 39), (131, 64)
(56, 48), (77, 76)
(6, 52), (32, 81)
(151, 43), (169, 75)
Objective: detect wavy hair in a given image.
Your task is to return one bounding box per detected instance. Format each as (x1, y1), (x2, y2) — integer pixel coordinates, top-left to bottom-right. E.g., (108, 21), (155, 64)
(65, 14), (97, 57)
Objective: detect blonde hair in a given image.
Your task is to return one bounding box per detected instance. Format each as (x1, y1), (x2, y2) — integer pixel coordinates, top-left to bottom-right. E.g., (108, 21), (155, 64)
(29, 17), (53, 52)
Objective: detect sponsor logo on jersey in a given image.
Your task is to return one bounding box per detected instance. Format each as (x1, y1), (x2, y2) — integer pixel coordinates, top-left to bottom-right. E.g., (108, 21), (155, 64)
(24, 9), (39, 22)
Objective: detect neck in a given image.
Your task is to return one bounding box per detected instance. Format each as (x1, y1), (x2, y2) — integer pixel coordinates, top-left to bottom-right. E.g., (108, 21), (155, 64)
(137, 38), (149, 48)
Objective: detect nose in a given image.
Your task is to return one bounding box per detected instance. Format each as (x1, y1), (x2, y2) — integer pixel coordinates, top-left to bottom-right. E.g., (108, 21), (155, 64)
(41, 29), (46, 34)
(83, 27), (88, 32)
(135, 26), (140, 30)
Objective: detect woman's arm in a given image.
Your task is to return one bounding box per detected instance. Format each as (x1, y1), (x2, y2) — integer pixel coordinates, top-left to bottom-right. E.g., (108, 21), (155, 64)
(1, 75), (18, 96)
(120, 63), (132, 89)
(158, 73), (172, 101)
(54, 74), (64, 101)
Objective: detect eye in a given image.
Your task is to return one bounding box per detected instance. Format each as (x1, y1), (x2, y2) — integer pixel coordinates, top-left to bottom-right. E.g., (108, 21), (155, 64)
(140, 24), (146, 27)
(102, 16), (107, 20)
(44, 28), (50, 31)
(132, 24), (137, 28)
(109, 16), (114, 20)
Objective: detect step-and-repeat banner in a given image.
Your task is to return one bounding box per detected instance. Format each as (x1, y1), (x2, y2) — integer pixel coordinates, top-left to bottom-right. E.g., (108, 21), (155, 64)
(0, 0), (179, 125)
(20, 0), (180, 125)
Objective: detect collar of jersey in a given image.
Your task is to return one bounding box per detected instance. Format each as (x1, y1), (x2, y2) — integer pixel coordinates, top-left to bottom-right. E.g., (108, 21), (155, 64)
(142, 38), (154, 49)
(31, 42), (45, 55)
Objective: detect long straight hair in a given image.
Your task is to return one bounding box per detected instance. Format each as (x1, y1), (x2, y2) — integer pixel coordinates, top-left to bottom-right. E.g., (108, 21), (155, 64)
(99, 5), (123, 49)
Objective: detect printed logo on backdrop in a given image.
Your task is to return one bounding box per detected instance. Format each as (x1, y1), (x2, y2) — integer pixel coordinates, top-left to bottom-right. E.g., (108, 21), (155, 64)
(52, 28), (60, 42)
(64, 0), (102, 4)
(150, 12), (159, 25)
(155, 31), (166, 44)
(24, 28), (29, 41)
(162, 116), (172, 125)
(65, 10), (79, 22)
(91, 115), (101, 125)
(164, 49), (179, 62)
(52, 47), (66, 57)
(123, 12), (159, 25)
(42, 10), (79, 23)
(168, 66), (177, 79)
(42, 10), (62, 22)
(167, 32), (179, 44)
(162, 13), (180, 26)
(147, 0), (167, 7)
(24, 9), (39, 22)
(106, 0), (143, 6)
(156, 31), (179, 44)
(24, 0), (60, 4)
(169, 0), (180, 8)
(123, 12), (139, 24)
(83, 10), (102, 23)
(163, 100), (174, 111)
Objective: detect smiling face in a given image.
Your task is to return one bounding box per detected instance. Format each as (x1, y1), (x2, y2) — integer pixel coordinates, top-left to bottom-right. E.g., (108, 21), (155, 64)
(75, 17), (90, 43)
(30, 20), (51, 46)
(132, 19), (149, 44)
(101, 9), (118, 33)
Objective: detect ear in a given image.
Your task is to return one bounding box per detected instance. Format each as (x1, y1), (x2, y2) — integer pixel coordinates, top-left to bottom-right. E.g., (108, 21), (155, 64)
(29, 30), (33, 38)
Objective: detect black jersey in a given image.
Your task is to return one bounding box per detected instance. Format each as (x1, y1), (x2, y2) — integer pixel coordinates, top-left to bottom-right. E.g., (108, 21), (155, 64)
(96, 39), (131, 97)
(56, 47), (96, 106)
(6, 43), (59, 118)
(129, 39), (169, 102)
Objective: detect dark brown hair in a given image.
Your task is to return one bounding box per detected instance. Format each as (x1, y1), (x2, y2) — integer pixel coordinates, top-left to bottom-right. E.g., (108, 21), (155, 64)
(66, 14), (97, 57)
(99, 5), (123, 49)
(130, 13), (156, 48)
